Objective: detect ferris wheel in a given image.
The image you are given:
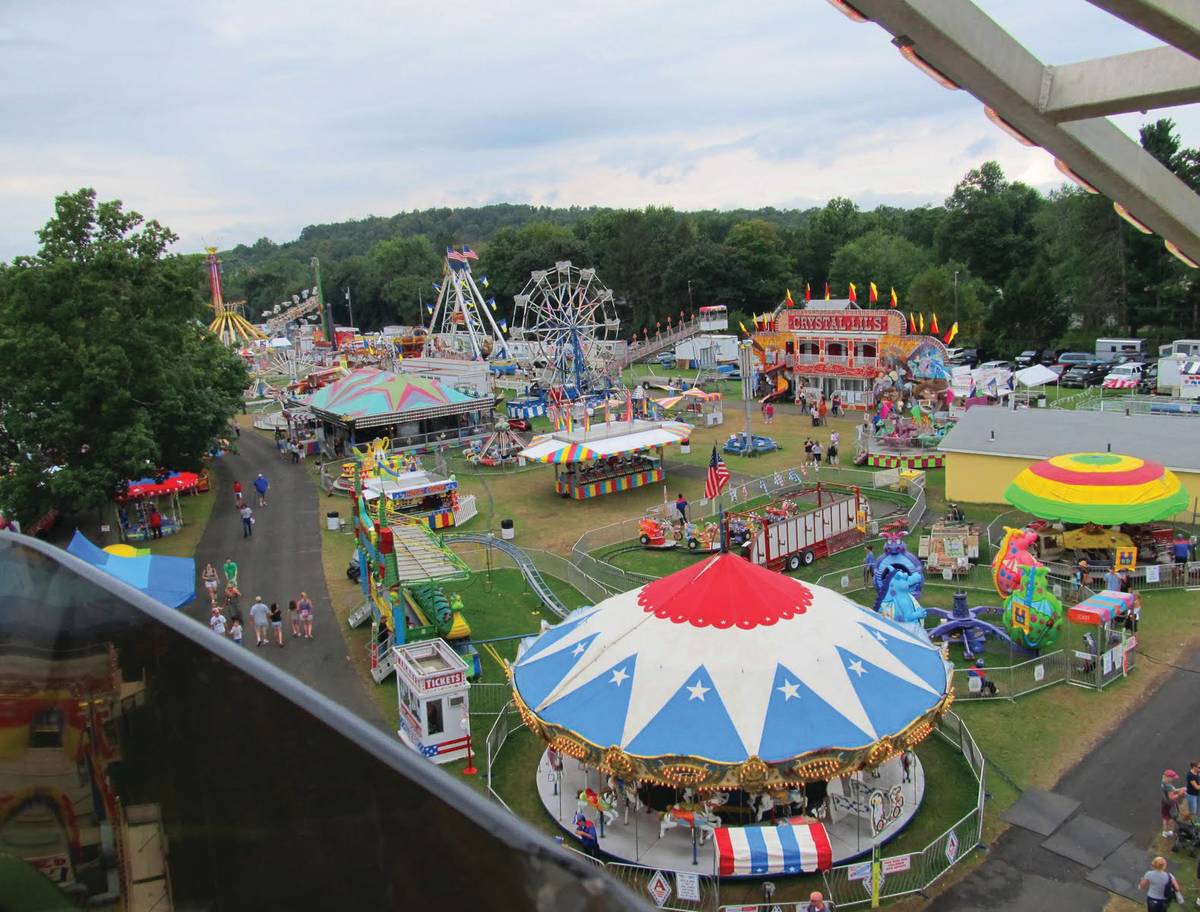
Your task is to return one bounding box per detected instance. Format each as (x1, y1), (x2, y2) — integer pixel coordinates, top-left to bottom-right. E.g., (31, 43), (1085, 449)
(511, 261), (620, 395)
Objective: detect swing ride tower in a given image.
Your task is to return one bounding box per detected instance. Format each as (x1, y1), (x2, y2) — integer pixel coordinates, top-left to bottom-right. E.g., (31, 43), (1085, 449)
(206, 247), (265, 346)
(422, 248), (511, 362)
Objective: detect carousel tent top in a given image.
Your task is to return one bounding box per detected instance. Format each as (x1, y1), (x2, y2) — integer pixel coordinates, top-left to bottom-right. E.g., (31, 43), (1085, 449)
(303, 367), (492, 428)
(512, 554), (950, 788)
(519, 419), (692, 464)
(1004, 452), (1188, 525)
(67, 531), (195, 609)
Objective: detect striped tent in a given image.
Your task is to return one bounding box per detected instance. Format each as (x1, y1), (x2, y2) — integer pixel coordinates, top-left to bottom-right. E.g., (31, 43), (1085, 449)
(714, 820), (833, 876)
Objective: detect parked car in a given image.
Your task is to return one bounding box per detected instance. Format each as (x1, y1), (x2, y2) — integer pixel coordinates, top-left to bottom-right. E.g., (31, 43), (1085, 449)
(1014, 350), (1044, 368)
(1055, 351), (1094, 370)
(958, 348), (979, 368)
(944, 347), (965, 363)
(978, 360), (1013, 372)
(1103, 362), (1144, 387)
(1060, 361), (1107, 387)
(655, 351), (676, 368)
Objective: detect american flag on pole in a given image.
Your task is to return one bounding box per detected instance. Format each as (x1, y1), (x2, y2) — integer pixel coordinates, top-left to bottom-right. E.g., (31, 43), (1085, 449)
(446, 247), (466, 263)
(461, 245), (479, 260)
(705, 446), (730, 499)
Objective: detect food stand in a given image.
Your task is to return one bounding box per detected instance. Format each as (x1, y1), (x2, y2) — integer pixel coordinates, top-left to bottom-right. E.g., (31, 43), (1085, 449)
(918, 520), (981, 578)
(518, 419), (692, 500)
(361, 470), (460, 529)
(115, 471), (202, 542)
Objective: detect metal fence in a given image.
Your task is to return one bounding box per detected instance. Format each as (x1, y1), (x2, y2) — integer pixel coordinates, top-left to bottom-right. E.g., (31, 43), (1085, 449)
(469, 681), (515, 718)
(606, 861), (720, 912)
(450, 542), (615, 605)
(820, 712), (986, 908)
(483, 702), (520, 811)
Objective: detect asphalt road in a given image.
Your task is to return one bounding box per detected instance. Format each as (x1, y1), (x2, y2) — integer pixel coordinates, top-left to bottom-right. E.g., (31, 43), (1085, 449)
(188, 426), (384, 728)
(928, 646), (1200, 911)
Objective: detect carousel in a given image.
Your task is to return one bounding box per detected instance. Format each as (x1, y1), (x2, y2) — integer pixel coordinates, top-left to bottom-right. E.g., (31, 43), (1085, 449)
(114, 472), (202, 542)
(511, 554), (953, 875)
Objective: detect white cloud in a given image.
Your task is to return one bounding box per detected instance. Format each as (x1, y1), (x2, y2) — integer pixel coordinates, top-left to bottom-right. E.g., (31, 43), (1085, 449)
(0, 0), (1196, 259)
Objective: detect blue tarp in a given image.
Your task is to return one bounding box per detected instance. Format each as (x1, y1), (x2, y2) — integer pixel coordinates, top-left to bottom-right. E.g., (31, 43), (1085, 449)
(66, 531), (195, 609)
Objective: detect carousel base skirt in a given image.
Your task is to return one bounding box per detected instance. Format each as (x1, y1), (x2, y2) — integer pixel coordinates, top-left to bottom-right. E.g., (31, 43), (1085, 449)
(536, 749), (926, 876)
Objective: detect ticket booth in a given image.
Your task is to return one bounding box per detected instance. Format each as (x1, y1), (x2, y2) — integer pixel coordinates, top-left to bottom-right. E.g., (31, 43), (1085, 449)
(394, 638), (472, 764)
(1068, 590), (1136, 689)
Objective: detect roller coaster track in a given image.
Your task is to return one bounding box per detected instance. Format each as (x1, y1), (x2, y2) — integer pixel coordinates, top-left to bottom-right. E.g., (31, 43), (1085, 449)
(444, 533), (569, 619)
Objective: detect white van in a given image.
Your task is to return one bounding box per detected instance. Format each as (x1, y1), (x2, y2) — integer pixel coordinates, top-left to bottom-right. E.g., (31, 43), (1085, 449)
(1095, 338), (1146, 363)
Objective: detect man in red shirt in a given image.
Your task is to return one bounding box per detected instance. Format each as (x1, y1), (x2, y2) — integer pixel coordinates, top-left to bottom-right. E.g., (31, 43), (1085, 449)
(148, 508), (163, 539)
(232, 480), (243, 506)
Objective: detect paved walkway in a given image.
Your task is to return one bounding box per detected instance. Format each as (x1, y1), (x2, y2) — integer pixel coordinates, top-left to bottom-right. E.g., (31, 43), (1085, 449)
(188, 427), (384, 728)
(928, 648), (1200, 910)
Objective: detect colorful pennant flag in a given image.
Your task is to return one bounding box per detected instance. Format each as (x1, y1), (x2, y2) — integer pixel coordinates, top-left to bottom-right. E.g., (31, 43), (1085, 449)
(889, 287), (898, 308)
(487, 297), (496, 311)
(908, 312), (917, 333)
(930, 313), (940, 335)
(804, 282), (812, 302)
(480, 276), (490, 288)
(739, 320), (749, 336)
(918, 313), (925, 333)
(944, 322), (959, 345)
(824, 281), (830, 301)
(869, 282), (879, 304)
(848, 283), (857, 303)
(785, 288), (795, 308)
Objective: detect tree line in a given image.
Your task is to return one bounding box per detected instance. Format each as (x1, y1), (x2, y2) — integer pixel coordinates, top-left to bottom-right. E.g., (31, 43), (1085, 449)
(219, 119), (1199, 356)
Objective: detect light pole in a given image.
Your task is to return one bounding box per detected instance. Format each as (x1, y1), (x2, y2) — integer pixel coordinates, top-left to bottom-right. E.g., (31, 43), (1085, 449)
(344, 287), (355, 329)
(953, 270), (960, 324)
(687, 279), (694, 311)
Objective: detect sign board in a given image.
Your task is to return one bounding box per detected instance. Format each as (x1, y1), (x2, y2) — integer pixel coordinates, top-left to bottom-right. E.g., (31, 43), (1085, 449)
(675, 872), (701, 902)
(945, 830), (960, 865)
(646, 870), (672, 908)
(1033, 663), (1045, 682)
(783, 311), (892, 334)
(1145, 564), (1161, 583)
(882, 854), (912, 874)
(847, 861), (871, 881)
(423, 671), (465, 692)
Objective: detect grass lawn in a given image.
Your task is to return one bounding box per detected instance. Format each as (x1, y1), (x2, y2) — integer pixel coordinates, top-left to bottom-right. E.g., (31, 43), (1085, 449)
(140, 488), (217, 558)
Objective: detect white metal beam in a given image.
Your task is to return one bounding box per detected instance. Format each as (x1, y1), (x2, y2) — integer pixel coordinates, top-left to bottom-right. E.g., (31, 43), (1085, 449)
(1044, 47), (1200, 121)
(1085, 0), (1200, 61)
(849, 0), (1200, 263)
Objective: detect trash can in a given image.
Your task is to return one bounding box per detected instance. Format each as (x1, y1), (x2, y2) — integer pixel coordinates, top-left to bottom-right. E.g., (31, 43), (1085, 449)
(500, 518), (515, 541)
(326, 511), (340, 531)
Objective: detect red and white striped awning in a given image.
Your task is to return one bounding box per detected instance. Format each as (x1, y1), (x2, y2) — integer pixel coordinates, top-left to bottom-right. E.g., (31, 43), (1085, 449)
(714, 820), (833, 876)
(1102, 378), (1138, 389)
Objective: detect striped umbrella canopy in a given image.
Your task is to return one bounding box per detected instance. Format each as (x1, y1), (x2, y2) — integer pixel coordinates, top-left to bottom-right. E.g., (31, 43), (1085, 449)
(540, 443), (599, 464)
(1004, 452), (1188, 525)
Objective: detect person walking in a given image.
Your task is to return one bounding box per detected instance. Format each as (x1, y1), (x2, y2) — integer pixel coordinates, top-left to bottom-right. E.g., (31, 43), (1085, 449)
(863, 545), (876, 586)
(229, 616), (244, 646)
(208, 606), (227, 636)
(232, 480), (243, 506)
(811, 440), (822, 470)
(1139, 855), (1181, 911)
(1186, 761), (1200, 822)
(901, 750), (913, 783)
(254, 473), (269, 507)
(828, 430), (840, 466)
(240, 502), (254, 538)
(202, 562), (219, 605)
(818, 397), (828, 426)
(1162, 769), (1186, 837)
(1103, 565), (1122, 592)
(268, 602), (285, 647)
(764, 401), (775, 425)
(674, 493), (688, 525)
(249, 597), (270, 647)
(298, 591), (315, 639)
(1073, 560), (1088, 594)
(1119, 568), (1131, 593)
(803, 891), (832, 912)
(290, 440), (300, 464)
(223, 557), (238, 589)
(804, 438), (813, 463)
(287, 599), (301, 638)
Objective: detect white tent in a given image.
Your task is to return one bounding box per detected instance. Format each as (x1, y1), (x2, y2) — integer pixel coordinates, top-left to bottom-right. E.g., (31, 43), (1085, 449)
(1014, 364), (1059, 388)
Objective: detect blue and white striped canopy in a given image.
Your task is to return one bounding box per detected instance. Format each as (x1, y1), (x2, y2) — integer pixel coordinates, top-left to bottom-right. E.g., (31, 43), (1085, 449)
(513, 554), (949, 763)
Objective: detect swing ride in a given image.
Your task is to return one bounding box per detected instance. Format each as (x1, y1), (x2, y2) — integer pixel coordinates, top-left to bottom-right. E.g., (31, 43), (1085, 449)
(423, 247), (512, 364)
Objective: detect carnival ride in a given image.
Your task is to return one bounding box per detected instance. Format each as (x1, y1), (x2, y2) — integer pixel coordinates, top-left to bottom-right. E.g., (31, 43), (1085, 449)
(114, 471), (202, 541)
(511, 261), (620, 397)
(991, 526), (1064, 650)
(515, 553), (952, 872)
(723, 432), (780, 456)
(461, 421), (530, 467)
(205, 247), (265, 346)
(347, 464), (478, 681)
(924, 591), (1015, 660)
(423, 247), (511, 363)
(638, 516), (678, 550)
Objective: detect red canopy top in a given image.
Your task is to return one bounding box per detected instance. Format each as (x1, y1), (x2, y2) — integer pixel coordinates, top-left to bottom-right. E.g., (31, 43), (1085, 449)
(119, 472), (200, 501)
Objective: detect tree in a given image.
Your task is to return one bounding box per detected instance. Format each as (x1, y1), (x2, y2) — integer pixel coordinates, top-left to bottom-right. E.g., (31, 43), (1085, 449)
(793, 197), (865, 287)
(724, 220), (792, 311)
(0, 189), (247, 523)
(827, 230), (928, 303)
(906, 263), (986, 345)
(935, 161), (1043, 288)
(478, 223), (590, 318)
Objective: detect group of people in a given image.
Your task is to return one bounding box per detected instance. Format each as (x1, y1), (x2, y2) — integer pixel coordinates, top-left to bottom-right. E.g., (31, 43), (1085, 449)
(802, 431), (839, 466)
(203, 564), (316, 648)
(231, 474), (269, 537)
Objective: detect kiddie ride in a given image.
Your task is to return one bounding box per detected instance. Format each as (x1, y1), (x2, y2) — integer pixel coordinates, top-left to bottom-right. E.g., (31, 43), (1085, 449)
(723, 432), (780, 457)
(638, 516), (721, 552)
(991, 527), (1065, 651)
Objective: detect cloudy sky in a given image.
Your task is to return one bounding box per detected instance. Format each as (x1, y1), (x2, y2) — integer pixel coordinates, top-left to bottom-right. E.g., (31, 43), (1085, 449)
(1, 0), (1196, 259)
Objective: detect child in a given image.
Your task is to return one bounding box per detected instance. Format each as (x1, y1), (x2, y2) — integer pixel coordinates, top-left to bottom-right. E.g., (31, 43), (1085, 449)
(229, 617), (244, 645)
(764, 402), (775, 424)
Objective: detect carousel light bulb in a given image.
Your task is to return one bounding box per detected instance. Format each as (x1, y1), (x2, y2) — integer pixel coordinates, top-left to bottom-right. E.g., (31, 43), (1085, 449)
(824, 0), (868, 21)
(983, 106), (1037, 146)
(1113, 202), (1154, 234)
(896, 41), (960, 90)
(1165, 239), (1199, 268)
(1053, 158), (1098, 194)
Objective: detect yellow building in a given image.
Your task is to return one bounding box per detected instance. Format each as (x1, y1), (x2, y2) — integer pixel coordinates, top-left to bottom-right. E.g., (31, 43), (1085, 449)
(938, 408), (1200, 523)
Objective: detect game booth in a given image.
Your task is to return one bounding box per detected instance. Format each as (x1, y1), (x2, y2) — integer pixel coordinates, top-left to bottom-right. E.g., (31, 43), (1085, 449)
(114, 471), (202, 542)
(1067, 590), (1138, 689)
(518, 419), (692, 500)
(512, 554), (953, 876)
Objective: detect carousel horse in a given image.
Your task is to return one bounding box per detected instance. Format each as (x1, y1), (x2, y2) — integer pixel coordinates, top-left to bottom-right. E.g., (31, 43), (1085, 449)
(753, 787), (809, 822)
(606, 775), (644, 825)
(577, 788), (618, 828)
(659, 802), (723, 843)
